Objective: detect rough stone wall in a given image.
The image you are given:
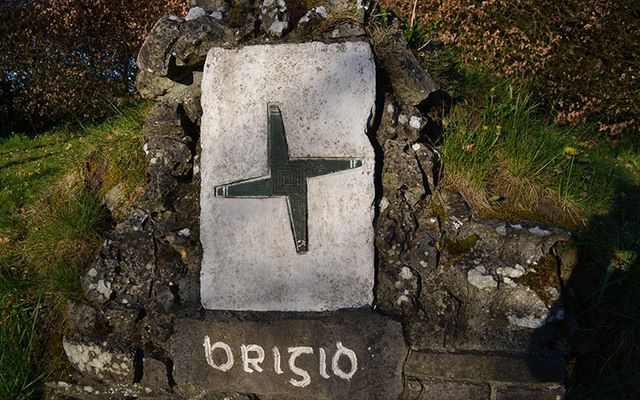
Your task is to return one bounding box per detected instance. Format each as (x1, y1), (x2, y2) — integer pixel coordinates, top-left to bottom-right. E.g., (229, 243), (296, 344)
(50, 2), (572, 399)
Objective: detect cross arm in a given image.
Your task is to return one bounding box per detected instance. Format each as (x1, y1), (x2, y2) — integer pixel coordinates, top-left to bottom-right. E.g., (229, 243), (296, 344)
(303, 159), (363, 179)
(215, 177), (273, 197)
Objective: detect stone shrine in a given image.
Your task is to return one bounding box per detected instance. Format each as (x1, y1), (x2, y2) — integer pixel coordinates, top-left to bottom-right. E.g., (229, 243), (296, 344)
(52, 2), (571, 400)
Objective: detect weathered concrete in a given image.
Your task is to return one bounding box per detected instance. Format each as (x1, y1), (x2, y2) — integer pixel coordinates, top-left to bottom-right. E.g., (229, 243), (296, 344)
(200, 42), (376, 311)
(170, 312), (406, 399)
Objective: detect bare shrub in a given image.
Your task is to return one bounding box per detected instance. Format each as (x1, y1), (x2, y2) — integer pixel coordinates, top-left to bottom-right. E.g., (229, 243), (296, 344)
(381, 0), (639, 138)
(0, 0), (187, 134)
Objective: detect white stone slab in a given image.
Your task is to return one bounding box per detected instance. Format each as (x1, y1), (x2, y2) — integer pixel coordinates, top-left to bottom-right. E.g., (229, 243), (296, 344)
(200, 41), (376, 311)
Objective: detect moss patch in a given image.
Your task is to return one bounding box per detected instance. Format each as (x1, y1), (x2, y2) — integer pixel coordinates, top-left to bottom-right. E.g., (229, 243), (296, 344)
(444, 233), (479, 256)
(514, 255), (561, 306)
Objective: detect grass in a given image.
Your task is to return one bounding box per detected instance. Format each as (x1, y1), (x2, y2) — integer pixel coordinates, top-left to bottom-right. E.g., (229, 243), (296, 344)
(0, 103), (149, 399)
(436, 70), (632, 229)
(0, 275), (46, 400)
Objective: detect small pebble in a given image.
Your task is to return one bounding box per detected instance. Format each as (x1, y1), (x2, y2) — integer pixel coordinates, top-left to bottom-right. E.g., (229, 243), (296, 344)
(409, 116), (422, 129)
(185, 6), (205, 21)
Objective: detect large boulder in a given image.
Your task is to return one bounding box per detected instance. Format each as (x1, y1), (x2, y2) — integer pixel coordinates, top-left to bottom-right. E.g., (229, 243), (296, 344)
(373, 23), (439, 106)
(137, 17), (182, 76)
(136, 14), (233, 101)
(172, 16), (234, 67)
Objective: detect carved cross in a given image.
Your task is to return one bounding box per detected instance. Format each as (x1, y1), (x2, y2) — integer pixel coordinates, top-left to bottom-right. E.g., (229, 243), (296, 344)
(215, 104), (363, 253)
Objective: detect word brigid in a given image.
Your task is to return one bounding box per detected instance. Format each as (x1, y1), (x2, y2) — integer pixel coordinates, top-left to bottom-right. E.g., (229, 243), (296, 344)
(203, 337), (358, 388)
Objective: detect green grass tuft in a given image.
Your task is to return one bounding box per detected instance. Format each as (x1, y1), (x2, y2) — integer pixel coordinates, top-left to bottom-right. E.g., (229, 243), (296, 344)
(438, 71), (631, 228)
(0, 271), (46, 400)
(0, 102), (149, 399)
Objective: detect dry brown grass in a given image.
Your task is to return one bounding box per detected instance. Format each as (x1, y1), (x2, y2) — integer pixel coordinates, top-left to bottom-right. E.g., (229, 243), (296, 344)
(442, 166), (586, 230)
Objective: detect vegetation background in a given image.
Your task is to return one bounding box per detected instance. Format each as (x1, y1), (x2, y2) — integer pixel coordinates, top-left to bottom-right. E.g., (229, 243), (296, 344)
(0, 0), (638, 399)
(380, 0), (639, 139)
(0, 0), (187, 135)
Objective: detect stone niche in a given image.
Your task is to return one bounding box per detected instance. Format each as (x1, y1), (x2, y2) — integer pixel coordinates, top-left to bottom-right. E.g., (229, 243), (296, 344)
(53, 2), (572, 400)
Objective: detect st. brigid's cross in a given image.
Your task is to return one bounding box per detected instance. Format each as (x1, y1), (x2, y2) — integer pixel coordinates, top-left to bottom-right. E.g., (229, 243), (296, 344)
(214, 103), (363, 253)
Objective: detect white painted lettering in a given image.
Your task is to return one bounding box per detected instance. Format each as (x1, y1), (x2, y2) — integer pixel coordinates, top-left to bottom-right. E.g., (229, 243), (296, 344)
(319, 348), (330, 379)
(273, 346), (283, 374)
(331, 341), (358, 381)
(202, 337), (360, 386)
(241, 344), (265, 373)
(288, 346), (313, 387)
(203, 337), (234, 372)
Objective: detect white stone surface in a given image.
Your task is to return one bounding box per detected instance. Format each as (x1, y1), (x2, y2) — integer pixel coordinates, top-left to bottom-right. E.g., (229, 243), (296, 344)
(467, 267), (498, 290)
(200, 42), (376, 311)
(185, 6), (206, 20)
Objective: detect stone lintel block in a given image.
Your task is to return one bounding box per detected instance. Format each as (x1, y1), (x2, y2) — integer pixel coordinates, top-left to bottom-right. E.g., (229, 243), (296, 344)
(404, 351), (566, 385)
(405, 379), (491, 400)
(46, 380), (171, 400)
(169, 312), (406, 399)
(495, 385), (565, 400)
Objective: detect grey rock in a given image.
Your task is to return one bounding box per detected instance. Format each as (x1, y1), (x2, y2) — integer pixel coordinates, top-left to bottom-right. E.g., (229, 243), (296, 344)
(467, 267), (498, 290)
(139, 99), (201, 213)
(418, 380), (491, 400)
(299, 6), (329, 24)
(63, 337), (135, 383)
(383, 139), (428, 206)
(495, 385), (565, 400)
(409, 115), (423, 129)
(185, 6), (206, 21)
(104, 307), (140, 338)
(170, 312), (406, 399)
(137, 17), (181, 76)
(66, 301), (99, 336)
(142, 100), (187, 140)
(260, 0), (288, 37)
(373, 23), (439, 106)
(147, 136), (193, 177)
(103, 182), (125, 216)
(46, 380), (167, 399)
(189, 0), (226, 13)
(211, 10), (224, 20)
(157, 71), (203, 124)
(95, 279), (113, 301)
(406, 351), (565, 385)
(377, 184), (571, 354)
(403, 378), (425, 400)
(172, 16), (234, 67)
(136, 70), (176, 100)
(374, 97), (434, 293)
(141, 357), (170, 388)
(323, 19), (367, 41)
